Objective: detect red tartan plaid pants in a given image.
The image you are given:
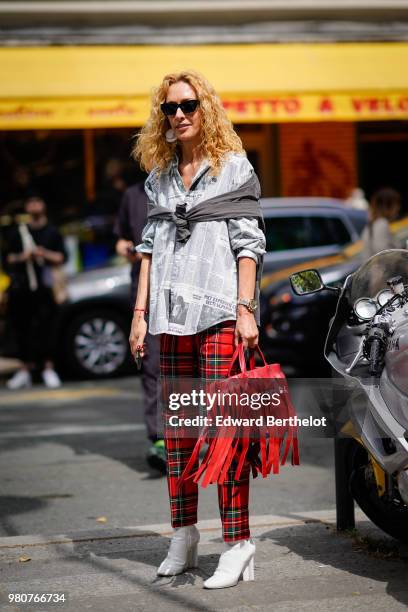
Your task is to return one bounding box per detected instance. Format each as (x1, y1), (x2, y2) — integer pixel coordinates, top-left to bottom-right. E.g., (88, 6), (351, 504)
(160, 320), (251, 542)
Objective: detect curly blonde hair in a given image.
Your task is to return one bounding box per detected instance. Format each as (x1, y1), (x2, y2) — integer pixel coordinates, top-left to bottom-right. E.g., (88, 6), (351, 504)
(132, 70), (244, 175)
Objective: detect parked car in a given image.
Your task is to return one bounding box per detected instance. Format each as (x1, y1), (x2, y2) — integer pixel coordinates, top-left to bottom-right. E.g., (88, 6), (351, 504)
(55, 264), (132, 378)
(260, 216), (408, 375)
(261, 198), (367, 274)
(55, 198), (367, 378)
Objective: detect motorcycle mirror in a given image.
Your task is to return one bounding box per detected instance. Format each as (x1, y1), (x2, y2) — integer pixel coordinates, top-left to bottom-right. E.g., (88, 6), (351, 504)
(290, 269), (324, 296)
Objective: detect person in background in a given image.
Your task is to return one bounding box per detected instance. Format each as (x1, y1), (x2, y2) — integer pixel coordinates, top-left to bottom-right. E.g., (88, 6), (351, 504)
(114, 183), (164, 473)
(361, 187), (401, 260)
(345, 187), (369, 211)
(5, 195), (66, 389)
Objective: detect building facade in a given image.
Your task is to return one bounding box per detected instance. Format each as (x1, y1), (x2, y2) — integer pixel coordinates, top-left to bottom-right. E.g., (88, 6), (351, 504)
(2, 0), (408, 219)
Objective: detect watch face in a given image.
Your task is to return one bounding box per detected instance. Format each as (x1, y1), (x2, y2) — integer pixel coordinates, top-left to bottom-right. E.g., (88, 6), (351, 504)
(238, 299), (257, 311)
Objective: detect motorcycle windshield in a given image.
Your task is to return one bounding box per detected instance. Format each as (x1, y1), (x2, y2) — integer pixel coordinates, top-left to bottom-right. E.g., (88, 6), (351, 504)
(349, 249), (408, 302)
(325, 249), (408, 364)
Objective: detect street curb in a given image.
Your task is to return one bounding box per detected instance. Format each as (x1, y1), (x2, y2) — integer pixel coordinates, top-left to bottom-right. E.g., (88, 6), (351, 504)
(0, 509), (367, 550)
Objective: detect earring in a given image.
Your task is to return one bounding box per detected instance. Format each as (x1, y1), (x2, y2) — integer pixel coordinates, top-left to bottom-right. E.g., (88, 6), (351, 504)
(165, 128), (177, 143)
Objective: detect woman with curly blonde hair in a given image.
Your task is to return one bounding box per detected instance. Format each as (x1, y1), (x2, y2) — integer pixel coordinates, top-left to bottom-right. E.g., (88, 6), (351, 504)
(132, 70), (243, 175)
(129, 70), (265, 589)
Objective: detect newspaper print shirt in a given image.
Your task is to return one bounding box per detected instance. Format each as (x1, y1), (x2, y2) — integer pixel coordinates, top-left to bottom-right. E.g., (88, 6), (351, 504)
(136, 153), (266, 336)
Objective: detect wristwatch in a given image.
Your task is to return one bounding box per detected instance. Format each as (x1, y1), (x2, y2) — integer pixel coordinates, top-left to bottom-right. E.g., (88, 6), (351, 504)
(237, 298), (258, 313)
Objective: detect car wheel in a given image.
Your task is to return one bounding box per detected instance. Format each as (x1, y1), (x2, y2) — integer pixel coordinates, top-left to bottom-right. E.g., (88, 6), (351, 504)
(64, 309), (130, 378)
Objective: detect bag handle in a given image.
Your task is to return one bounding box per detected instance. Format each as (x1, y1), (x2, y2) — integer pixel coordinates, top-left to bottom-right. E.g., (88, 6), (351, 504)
(227, 343), (268, 377)
(227, 343), (246, 376)
(248, 345), (268, 370)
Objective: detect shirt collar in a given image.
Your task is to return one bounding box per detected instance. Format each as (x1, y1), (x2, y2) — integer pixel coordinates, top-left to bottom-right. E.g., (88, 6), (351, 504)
(170, 153), (211, 191)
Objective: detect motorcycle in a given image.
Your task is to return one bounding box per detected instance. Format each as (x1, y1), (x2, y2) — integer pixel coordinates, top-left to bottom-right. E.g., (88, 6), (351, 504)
(290, 249), (408, 543)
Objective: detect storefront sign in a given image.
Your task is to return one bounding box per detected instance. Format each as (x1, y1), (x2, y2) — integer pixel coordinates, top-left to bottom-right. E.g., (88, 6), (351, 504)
(221, 93), (408, 123)
(2, 93), (408, 130)
(2, 42), (408, 129)
(0, 98), (150, 130)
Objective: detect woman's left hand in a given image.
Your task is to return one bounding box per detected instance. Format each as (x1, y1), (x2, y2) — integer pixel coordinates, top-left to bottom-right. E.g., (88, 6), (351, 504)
(235, 309), (259, 349)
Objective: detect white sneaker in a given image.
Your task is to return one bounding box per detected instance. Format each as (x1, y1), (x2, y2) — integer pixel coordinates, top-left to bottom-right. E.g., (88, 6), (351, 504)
(157, 525), (200, 576)
(42, 368), (62, 389)
(203, 539), (255, 589)
(6, 369), (32, 390)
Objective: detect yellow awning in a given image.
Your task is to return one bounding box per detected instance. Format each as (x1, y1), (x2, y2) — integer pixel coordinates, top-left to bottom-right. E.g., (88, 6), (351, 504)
(2, 43), (408, 129)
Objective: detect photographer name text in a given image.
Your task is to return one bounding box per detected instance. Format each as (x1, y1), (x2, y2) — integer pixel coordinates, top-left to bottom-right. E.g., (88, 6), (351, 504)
(167, 415), (327, 428)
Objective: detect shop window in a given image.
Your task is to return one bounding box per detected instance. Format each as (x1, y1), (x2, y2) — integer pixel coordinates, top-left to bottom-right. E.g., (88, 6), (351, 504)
(0, 128), (146, 271)
(279, 123), (356, 199)
(0, 130), (85, 222)
(357, 121), (408, 214)
(92, 129), (145, 216)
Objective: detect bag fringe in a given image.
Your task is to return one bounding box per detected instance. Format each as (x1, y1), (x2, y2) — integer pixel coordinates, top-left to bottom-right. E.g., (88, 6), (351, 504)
(176, 363), (300, 490)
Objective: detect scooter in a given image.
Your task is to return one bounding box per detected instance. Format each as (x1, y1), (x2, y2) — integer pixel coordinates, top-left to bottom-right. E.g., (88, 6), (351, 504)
(290, 249), (408, 543)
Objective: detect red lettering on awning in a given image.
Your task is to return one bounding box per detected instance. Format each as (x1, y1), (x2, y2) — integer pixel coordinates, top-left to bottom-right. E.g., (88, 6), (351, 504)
(0, 106), (53, 119)
(284, 99), (301, 114)
(222, 98), (301, 115)
(352, 99), (364, 112)
(319, 98), (334, 113)
(88, 104), (135, 116)
(398, 98), (408, 111)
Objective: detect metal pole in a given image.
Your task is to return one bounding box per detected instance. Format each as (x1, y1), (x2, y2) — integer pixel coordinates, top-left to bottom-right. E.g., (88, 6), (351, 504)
(334, 437), (355, 530)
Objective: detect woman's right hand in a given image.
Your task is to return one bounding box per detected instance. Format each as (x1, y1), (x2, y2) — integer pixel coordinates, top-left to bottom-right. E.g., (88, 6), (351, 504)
(129, 314), (147, 357)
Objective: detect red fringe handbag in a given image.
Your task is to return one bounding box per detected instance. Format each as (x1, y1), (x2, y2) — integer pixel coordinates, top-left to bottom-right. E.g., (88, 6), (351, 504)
(177, 344), (300, 489)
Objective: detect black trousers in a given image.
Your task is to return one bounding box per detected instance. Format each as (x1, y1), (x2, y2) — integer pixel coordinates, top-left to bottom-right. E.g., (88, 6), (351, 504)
(131, 281), (160, 441)
(7, 287), (57, 366)
(141, 330), (161, 441)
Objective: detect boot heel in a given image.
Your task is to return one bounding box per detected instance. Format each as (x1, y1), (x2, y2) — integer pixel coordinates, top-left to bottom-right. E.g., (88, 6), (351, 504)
(242, 556), (255, 581)
(187, 544), (198, 568)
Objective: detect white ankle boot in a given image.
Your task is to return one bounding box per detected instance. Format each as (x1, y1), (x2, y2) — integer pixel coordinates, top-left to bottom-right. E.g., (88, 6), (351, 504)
(203, 539), (255, 589)
(42, 368), (62, 389)
(6, 369), (32, 390)
(157, 525), (200, 576)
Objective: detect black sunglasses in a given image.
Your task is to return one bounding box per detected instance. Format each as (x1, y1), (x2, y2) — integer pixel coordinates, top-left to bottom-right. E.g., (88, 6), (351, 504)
(160, 99), (200, 116)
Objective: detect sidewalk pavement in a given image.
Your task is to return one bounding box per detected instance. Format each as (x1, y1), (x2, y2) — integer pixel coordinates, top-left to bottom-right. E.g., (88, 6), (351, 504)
(0, 509), (407, 612)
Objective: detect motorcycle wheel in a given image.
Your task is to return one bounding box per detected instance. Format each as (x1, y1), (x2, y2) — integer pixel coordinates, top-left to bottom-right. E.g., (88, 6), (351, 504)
(349, 443), (408, 544)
